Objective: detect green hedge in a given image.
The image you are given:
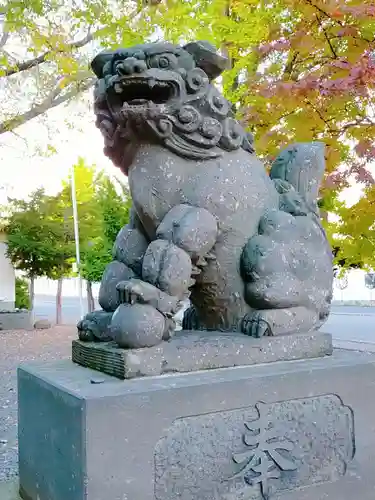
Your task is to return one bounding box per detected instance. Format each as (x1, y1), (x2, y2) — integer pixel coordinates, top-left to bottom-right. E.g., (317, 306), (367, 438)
(15, 277), (31, 310)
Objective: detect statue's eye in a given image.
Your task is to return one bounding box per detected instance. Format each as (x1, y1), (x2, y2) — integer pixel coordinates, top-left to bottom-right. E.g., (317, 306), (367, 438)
(149, 53), (178, 69)
(159, 56), (170, 68)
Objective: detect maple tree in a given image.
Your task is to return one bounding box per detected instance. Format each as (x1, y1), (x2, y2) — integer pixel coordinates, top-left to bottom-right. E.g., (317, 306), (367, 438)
(0, 0), (160, 135)
(237, 0), (375, 192)
(1, 1), (373, 173)
(0, 0), (277, 136)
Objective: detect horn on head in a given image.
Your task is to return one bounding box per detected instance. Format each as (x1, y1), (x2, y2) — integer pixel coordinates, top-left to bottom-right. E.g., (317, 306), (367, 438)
(183, 40), (230, 80)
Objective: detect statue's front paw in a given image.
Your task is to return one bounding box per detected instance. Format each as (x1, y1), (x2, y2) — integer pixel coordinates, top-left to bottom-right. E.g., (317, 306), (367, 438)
(116, 279), (152, 305)
(77, 311), (114, 342)
(77, 319), (96, 342)
(241, 312), (273, 338)
(182, 306), (200, 330)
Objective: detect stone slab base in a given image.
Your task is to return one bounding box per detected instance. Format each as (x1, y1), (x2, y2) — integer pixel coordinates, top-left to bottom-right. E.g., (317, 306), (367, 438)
(0, 480), (20, 500)
(0, 311), (32, 331)
(72, 330), (333, 379)
(18, 350), (375, 500)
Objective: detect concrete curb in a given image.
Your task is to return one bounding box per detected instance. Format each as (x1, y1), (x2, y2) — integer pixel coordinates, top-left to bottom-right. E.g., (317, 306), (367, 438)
(333, 339), (375, 353)
(332, 300), (375, 306)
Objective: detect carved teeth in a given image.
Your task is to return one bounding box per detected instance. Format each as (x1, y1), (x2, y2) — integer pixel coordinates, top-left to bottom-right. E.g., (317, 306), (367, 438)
(148, 79), (156, 89)
(196, 257), (207, 267)
(191, 266), (201, 276)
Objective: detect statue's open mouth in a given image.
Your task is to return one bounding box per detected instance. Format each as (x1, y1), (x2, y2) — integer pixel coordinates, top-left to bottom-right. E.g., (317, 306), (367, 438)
(110, 77), (177, 107)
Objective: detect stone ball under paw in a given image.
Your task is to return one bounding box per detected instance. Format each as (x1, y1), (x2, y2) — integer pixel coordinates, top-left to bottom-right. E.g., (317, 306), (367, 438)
(110, 303), (166, 348)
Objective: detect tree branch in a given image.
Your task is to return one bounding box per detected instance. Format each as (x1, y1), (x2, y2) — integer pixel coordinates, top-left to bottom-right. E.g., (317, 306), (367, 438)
(306, 0), (345, 27)
(4, 31), (93, 77)
(0, 77), (95, 134)
(2, 0), (149, 78)
(304, 98), (337, 134)
(316, 15), (338, 58)
(283, 51), (298, 78)
(0, 29), (9, 49)
(0, 12), (8, 49)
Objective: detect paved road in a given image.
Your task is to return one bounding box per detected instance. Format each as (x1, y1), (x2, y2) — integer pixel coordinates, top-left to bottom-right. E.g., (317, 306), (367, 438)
(322, 306), (375, 349)
(34, 295), (375, 344)
(34, 294), (99, 325)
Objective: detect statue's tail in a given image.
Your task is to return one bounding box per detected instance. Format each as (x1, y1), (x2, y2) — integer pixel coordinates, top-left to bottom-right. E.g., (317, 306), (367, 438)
(269, 142), (325, 213)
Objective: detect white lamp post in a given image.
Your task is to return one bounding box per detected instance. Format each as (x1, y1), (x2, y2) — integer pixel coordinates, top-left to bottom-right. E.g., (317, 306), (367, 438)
(71, 164), (84, 319)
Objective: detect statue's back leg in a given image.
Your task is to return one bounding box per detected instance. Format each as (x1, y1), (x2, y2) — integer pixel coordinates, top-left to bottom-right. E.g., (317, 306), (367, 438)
(240, 143), (333, 338)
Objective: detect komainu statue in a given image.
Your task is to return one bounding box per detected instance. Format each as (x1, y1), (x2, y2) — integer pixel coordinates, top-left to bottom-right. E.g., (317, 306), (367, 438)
(77, 40), (333, 348)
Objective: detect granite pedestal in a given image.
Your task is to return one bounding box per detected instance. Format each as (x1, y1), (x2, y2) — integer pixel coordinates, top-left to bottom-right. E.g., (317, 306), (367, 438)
(0, 310), (32, 331)
(72, 330), (333, 379)
(18, 344), (375, 500)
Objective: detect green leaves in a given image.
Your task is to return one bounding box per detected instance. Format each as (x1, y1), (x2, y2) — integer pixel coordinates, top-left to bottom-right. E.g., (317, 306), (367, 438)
(3, 188), (74, 279)
(2, 158), (131, 283)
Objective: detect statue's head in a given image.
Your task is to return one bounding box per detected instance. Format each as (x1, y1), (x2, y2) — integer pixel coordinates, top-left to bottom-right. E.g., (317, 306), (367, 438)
(91, 40), (254, 174)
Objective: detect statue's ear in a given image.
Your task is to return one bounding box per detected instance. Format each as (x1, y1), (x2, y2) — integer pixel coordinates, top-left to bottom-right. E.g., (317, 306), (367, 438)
(91, 50), (114, 78)
(183, 40), (230, 80)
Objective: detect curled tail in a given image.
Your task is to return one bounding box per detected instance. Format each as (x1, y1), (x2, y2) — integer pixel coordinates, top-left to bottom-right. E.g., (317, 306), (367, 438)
(239, 142), (333, 337)
(269, 141), (325, 216)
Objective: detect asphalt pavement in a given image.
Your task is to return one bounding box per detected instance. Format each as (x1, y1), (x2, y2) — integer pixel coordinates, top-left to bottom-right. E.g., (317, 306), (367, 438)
(33, 294), (375, 345)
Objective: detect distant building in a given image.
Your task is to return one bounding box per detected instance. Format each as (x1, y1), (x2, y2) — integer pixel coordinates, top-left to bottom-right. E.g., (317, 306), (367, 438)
(0, 229), (15, 310)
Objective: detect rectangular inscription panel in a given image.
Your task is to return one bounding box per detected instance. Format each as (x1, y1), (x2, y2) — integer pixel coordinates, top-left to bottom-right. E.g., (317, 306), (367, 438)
(154, 395), (355, 500)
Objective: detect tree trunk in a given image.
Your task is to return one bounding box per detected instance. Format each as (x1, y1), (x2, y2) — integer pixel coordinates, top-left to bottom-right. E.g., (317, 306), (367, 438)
(56, 278), (63, 325)
(29, 276), (35, 324)
(86, 281), (95, 313)
(29, 276), (35, 310)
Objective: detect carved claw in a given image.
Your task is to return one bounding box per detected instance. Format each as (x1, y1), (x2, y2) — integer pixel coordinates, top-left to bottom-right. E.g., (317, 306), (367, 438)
(77, 311), (113, 342)
(191, 265), (201, 276)
(116, 280), (148, 305)
(116, 279), (180, 318)
(196, 256), (207, 267)
(241, 312), (273, 338)
(77, 319), (96, 342)
(205, 252), (216, 261)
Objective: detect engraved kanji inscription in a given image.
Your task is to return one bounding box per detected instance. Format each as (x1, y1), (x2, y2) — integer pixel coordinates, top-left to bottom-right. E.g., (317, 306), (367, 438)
(154, 395), (355, 500)
(231, 402), (297, 499)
